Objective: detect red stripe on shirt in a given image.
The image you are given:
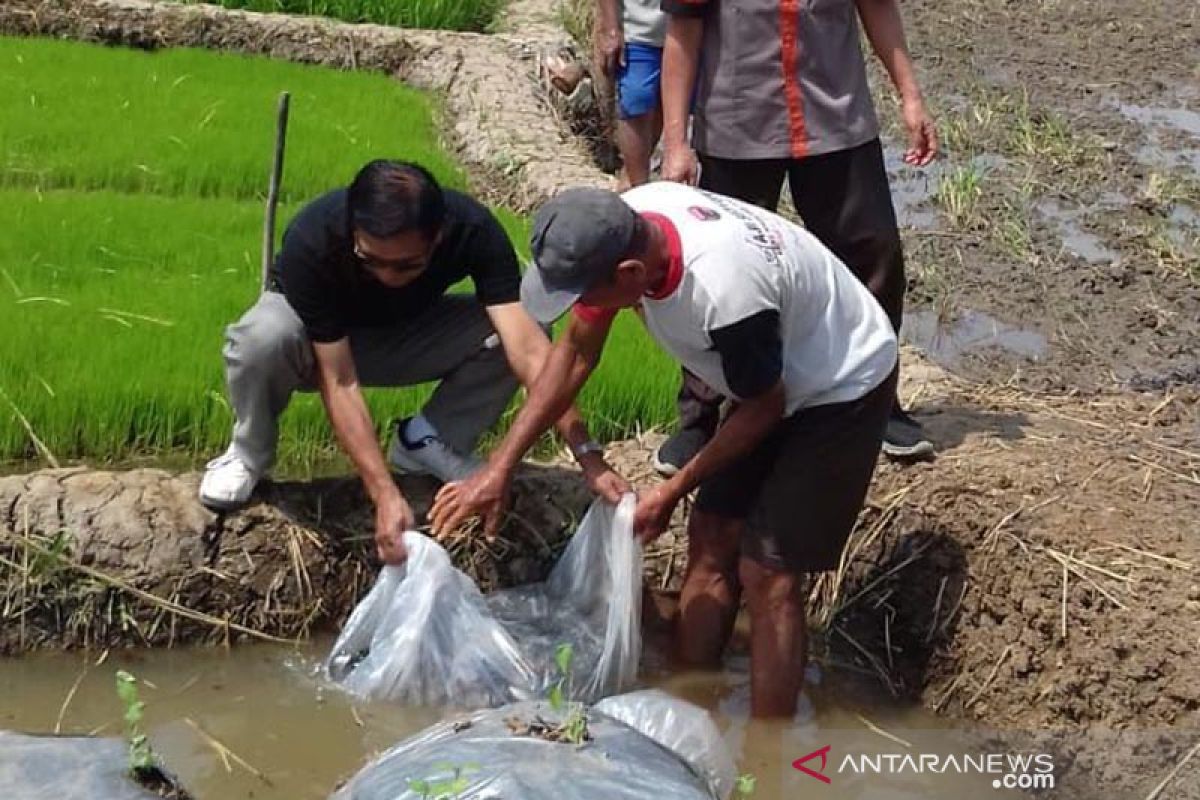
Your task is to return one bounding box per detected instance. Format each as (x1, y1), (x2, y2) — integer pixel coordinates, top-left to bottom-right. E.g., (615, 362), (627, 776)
(641, 212), (684, 299)
(572, 211), (685, 322)
(779, 0), (809, 158)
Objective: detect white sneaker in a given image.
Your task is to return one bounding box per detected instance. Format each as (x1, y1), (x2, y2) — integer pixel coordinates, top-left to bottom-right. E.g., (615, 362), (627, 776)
(388, 419), (482, 483)
(199, 447), (259, 509)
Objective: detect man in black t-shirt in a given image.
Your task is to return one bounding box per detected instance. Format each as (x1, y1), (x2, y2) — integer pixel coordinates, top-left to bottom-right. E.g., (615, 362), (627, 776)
(200, 161), (627, 564)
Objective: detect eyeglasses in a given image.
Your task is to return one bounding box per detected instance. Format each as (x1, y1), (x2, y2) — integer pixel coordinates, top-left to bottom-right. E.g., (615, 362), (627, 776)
(352, 240), (428, 275)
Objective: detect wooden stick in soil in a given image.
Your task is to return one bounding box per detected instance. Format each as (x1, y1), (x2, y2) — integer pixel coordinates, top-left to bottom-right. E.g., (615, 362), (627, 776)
(261, 91), (290, 292)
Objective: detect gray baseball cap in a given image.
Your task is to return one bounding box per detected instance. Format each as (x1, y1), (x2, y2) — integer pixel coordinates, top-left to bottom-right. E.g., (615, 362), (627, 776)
(521, 187), (638, 323)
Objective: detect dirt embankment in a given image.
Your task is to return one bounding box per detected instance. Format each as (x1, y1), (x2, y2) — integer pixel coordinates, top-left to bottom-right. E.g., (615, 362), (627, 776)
(0, 464), (592, 653)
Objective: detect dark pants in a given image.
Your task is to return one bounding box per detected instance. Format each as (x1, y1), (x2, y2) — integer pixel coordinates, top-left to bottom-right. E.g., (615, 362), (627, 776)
(696, 369), (897, 571)
(676, 138), (905, 430)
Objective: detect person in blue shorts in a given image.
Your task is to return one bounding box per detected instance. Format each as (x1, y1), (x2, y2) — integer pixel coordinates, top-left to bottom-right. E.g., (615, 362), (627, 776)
(593, 0), (666, 189)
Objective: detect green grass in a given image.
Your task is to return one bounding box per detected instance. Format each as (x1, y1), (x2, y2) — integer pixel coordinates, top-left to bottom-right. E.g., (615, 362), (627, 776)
(0, 37), (677, 470)
(177, 0), (505, 32)
(1, 39), (462, 199)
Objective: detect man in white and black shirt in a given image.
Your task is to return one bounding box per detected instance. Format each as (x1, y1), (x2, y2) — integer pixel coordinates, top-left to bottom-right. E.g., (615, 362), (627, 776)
(432, 182), (898, 718)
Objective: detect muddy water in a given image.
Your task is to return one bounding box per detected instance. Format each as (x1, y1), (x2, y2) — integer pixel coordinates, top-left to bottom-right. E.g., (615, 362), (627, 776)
(0, 641), (1002, 799)
(902, 309), (1048, 369)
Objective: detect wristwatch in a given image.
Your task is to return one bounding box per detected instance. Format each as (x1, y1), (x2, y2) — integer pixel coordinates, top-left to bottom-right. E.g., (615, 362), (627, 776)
(571, 440), (604, 460)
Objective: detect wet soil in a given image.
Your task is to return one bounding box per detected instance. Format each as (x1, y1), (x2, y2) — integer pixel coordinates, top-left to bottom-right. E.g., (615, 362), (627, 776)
(876, 0), (1199, 393)
(611, 356), (1200, 799)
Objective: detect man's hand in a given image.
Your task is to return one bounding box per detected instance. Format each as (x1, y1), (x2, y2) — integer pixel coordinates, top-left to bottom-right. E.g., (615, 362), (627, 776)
(374, 493), (414, 565)
(580, 453), (631, 503)
(662, 144), (699, 185)
(594, 26), (625, 78)
(633, 483), (681, 544)
(901, 94), (939, 167)
(430, 463), (513, 539)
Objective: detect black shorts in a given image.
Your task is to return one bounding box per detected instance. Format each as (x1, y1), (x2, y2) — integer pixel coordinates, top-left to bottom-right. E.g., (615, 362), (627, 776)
(694, 369), (897, 573)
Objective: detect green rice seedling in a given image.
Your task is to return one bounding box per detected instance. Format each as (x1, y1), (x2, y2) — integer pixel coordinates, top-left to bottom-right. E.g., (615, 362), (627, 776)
(1140, 223), (1199, 283)
(0, 37), (465, 200)
(548, 642), (573, 710)
(1007, 91), (1084, 167)
(559, 703), (589, 745)
(559, 0), (594, 49)
(408, 762), (479, 800)
(115, 670), (155, 776)
(939, 96), (1000, 158)
(1140, 171), (1193, 213)
(545, 643), (589, 745)
(735, 773), (757, 797)
(935, 166), (983, 229)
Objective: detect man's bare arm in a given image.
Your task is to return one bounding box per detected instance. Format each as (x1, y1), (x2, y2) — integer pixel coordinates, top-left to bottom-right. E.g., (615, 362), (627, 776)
(484, 302), (598, 456)
(429, 311), (616, 536)
(660, 15), (704, 183)
(489, 311), (614, 471)
(313, 339), (413, 561)
(855, 0), (938, 165)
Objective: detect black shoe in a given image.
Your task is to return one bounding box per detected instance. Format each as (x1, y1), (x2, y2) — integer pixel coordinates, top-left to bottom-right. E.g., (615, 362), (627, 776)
(653, 425), (714, 477)
(882, 407), (935, 460)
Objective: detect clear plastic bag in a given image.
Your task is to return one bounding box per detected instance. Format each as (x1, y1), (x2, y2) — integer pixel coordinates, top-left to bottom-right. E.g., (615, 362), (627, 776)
(594, 690), (737, 800)
(325, 495), (641, 707)
(329, 693), (732, 800)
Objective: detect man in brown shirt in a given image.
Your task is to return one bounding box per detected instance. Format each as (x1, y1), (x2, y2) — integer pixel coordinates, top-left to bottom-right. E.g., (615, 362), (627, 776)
(655, 0), (939, 471)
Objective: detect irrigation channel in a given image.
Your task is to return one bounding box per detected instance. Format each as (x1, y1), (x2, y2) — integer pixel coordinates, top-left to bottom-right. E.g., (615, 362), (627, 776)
(0, 638), (993, 799)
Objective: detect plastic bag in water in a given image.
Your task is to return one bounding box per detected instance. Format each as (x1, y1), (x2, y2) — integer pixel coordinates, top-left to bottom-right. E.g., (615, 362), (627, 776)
(0, 733), (162, 800)
(594, 690), (738, 800)
(325, 496), (641, 707)
(329, 692), (735, 800)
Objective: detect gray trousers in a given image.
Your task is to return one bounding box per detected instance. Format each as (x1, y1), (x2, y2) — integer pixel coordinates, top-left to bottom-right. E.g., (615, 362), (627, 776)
(223, 291), (519, 474)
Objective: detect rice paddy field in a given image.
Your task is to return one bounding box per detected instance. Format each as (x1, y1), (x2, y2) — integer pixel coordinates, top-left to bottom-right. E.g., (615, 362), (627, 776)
(0, 36), (676, 472)
(176, 0), (504, 31)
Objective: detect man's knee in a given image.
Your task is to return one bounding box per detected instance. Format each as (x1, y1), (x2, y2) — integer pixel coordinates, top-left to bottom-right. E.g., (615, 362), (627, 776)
(845, 228), (905, 329)
(686, 510), (743, 577)
(224, 294), (308, 367)
(739, 557), (804, 609)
